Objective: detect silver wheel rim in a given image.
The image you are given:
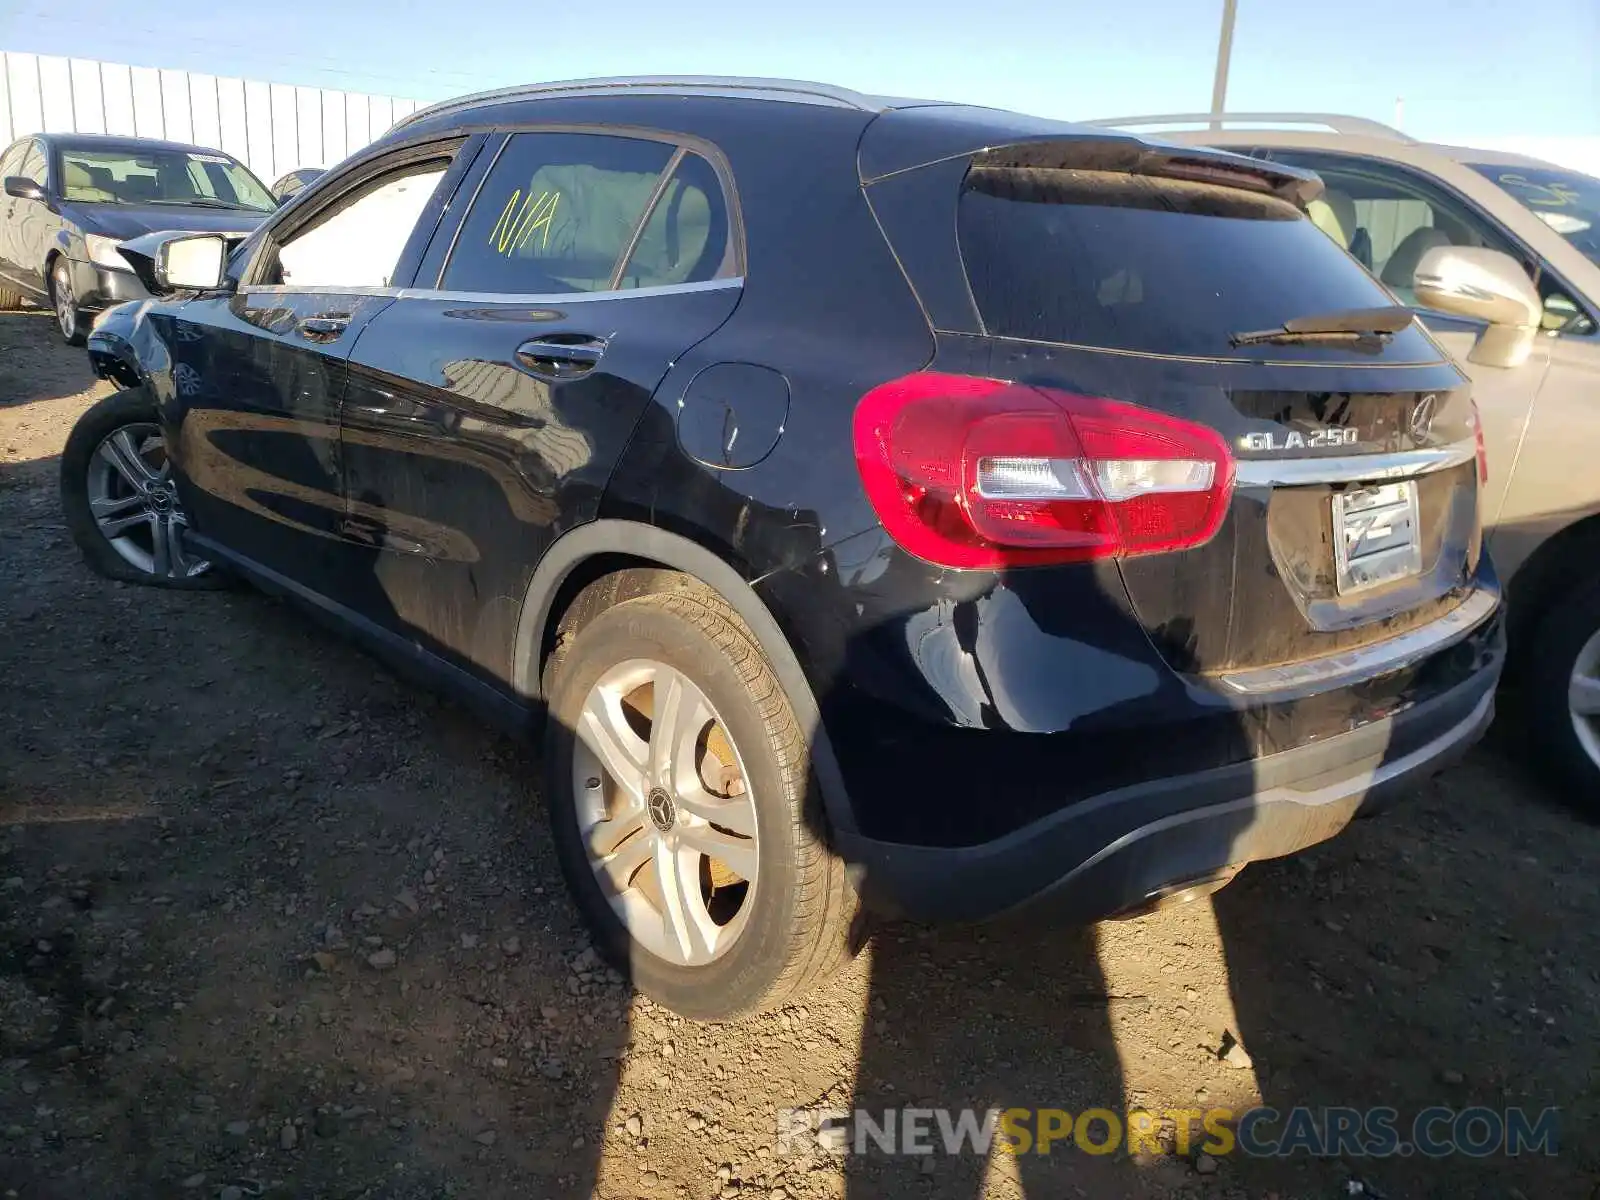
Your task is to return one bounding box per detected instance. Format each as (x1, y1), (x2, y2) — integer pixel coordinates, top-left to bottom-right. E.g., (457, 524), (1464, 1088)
(52, 263), (75, 340)
(1572, 627), (1600, 771)
(85, 423), (211, 580)
(572, 659), (760, 967)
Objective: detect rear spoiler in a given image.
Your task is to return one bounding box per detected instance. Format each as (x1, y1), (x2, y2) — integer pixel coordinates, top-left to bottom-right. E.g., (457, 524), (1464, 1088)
(858, 105), (1324, 207)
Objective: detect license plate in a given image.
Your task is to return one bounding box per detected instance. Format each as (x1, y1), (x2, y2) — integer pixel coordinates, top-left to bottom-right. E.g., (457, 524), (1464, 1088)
(1332, 481), (1422, 595)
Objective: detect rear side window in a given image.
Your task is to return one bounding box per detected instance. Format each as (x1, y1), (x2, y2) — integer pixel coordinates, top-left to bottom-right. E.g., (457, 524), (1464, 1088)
(957, 167), (1401, 356)
(442, 132), (730, 294)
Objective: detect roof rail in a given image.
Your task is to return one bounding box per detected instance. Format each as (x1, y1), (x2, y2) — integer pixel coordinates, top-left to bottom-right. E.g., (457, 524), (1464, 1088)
(393, 75), (884, 132)
(1084, 112), (1412, 141)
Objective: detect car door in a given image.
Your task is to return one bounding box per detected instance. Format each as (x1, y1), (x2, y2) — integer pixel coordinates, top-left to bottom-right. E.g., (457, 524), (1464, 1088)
(162, 136), (483, 602)
(2, 140), (51, 296)
(0, 140), (29, 291)
(338, 129), (742, 682)
(1265, 149), (1560, 535)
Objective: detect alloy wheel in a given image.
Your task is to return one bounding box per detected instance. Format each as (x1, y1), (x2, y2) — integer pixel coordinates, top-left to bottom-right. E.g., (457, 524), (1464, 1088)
(571, 658), (759, 967)
(1571, 626), (1600, 773)
(85, 423), (211, 580)
(52, 262), (76, 342)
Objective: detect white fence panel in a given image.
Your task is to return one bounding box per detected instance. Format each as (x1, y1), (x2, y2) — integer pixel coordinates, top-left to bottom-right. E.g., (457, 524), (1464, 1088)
(129, 66), (164, 139)
(69, 59), (104, 134)
(100, 62), (136, 137)
(0, 50), (425, 184)
(160, 70), (194, 145)
(188, 74), (222, 151)
(37, 55), (74, 131)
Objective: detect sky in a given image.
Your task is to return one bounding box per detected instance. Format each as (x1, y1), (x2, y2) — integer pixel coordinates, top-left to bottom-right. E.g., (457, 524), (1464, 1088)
(1, 0), (1596, 142)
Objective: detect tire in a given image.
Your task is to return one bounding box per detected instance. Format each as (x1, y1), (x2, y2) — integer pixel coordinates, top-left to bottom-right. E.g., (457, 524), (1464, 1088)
(59, 388), (224, 589)
(0, 284), (23, 310)
(543, 585), (858, 1020)
(1522, 577), (1600, 816)
(49, 258), (85, 346)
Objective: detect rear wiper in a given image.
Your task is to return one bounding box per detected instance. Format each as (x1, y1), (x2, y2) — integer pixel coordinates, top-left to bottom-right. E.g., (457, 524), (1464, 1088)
(1229, 306), (1414, 348)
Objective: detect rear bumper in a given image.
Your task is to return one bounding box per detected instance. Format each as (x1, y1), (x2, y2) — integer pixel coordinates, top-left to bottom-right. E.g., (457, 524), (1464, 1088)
(846, 661), (1496, 923)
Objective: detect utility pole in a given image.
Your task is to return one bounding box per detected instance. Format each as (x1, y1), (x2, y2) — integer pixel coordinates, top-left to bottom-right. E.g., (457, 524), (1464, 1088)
(1210, 0), (1238, 128)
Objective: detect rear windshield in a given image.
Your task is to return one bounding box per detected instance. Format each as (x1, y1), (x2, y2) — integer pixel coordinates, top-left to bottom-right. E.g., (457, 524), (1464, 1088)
(958, 167), (1405, 356)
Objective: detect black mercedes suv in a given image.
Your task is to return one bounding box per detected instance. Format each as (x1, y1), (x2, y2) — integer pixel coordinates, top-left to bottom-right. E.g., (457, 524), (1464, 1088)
(62, 77), (1503, 1019)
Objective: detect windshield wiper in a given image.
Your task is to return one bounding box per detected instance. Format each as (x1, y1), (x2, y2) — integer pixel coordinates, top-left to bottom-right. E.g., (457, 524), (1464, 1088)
(1229, 306), (1414, 348)
(144, 197), (257, 210)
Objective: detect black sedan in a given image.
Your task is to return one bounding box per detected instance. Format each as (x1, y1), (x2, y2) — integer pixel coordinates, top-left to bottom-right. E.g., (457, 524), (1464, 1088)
(0, 132), (275, 344)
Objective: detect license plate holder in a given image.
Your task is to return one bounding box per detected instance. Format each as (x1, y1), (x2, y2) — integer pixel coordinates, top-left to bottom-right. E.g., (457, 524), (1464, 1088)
(1332, 481), (1423, 595)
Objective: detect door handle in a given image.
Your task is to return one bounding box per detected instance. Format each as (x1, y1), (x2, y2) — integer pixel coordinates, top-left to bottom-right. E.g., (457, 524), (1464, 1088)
(298, 313), (351, 337)
(515, 336), (606, 380)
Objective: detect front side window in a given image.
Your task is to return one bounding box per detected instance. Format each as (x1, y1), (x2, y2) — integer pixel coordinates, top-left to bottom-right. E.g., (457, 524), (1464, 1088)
(57, 146), (274, 212)
(1470, 163), (1600, 270)
(1266, 153), (1522, 305)
(272, 162), (448, 289)
(442, 132), (730, 294)
(19, 143), (47, 187)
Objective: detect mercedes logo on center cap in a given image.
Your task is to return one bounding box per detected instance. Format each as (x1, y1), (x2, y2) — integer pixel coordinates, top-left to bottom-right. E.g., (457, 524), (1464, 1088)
(647, 787), (676, 832)
(1410, 393), (1438, 443)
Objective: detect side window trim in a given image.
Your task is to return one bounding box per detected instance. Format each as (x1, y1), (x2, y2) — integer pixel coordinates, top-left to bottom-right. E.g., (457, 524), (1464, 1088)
(398, 277), (743, 304)
(240, 135), (479, 290)
(430, 122), (745, 298)
(609, 144), (688, 290)
(415, 131), (510, 290)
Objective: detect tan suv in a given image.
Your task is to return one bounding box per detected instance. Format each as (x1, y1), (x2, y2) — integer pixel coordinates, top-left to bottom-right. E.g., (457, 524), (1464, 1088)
(1090, 114), (1600, 806)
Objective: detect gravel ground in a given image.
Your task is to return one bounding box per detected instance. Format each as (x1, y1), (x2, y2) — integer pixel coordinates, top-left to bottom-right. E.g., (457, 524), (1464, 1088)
(1, 308), (1597, 1200)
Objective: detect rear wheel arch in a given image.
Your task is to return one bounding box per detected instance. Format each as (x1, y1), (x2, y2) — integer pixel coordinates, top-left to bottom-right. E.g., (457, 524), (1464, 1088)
(1504, 512), (1600, 668)
(513, 520), (862, 844)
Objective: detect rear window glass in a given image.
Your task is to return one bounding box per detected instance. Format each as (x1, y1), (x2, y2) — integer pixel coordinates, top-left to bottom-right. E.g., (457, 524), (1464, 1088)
(957, 167), (1402, 355)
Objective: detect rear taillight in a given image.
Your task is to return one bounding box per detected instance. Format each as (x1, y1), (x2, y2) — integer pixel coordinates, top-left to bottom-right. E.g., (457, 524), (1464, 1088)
(852, 373), (1235, 569)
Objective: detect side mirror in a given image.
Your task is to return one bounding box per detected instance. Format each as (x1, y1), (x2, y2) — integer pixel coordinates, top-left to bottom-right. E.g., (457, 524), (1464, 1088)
(4, 176), (45, 202)
(1413, 245), (1543, 369)
(115, 231), (234, 297)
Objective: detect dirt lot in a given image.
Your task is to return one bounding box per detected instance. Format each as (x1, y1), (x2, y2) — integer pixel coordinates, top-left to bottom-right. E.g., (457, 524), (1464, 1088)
(1, 308), (1596, 1200)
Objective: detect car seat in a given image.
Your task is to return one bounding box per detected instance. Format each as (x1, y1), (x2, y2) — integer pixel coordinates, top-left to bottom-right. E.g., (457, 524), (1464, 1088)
(60, 162), (116, 203)
(1381, 226), (1452, 290)
(1306, 187), (1373, 269)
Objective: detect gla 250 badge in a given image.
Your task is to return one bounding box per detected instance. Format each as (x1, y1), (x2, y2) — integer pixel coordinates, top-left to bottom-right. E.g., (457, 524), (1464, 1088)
(1238, 427), (1361, 452)
(1239, 393), (1441, 453)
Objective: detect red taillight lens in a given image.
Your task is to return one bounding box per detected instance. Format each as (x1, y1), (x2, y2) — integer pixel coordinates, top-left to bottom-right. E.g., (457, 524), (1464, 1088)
(853, 373), (1235, 569)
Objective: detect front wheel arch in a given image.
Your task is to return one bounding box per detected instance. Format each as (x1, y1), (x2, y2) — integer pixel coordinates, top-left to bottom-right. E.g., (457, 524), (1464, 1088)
(512, 520), (862, 846)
